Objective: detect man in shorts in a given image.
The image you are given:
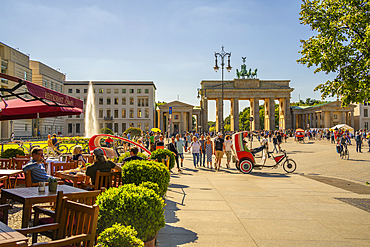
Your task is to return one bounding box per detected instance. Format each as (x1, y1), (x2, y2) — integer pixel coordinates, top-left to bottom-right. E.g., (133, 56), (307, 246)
(175, 134), (186, 167)
(213, 133), (225, 171)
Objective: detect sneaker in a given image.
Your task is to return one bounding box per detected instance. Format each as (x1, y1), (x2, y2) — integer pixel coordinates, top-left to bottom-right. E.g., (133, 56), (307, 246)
(178, 169), (182, 172)
(181, 163), (183, 167)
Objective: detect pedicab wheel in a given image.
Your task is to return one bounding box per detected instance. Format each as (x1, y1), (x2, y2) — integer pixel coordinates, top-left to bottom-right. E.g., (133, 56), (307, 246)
(283, 159), (296, 173)
(239, 158), (253, 174)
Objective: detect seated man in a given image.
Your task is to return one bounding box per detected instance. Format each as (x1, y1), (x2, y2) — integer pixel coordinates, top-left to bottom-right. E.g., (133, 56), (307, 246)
(86, 148), (122, 186)
(250, 135), (269, 156)
(122, 146), (144, 164)
(23, 147), (54, 183)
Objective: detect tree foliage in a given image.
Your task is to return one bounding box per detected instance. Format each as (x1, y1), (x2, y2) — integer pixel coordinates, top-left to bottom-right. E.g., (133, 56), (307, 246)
(298, 0), (370, 106)
(290, 97), (329, 106)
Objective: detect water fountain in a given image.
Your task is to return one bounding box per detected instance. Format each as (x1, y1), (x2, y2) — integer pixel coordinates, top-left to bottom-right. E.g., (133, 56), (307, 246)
(84, 81), (99, 137)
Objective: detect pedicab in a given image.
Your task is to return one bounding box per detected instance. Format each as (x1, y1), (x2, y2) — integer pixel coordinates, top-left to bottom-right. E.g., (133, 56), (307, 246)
(232, 132), (297, 174)
(295, 128), (305, 143)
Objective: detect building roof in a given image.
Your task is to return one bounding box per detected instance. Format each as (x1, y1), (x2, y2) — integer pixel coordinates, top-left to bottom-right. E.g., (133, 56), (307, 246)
(290, 102), (333, 110)
(65, 80), (157, 90)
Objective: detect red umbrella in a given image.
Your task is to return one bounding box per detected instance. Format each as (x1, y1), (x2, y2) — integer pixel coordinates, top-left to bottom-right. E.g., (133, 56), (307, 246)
(0, 98), (83, 121)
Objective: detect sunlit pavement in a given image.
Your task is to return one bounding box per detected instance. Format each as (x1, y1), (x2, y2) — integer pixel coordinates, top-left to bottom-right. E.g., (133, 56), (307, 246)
(157, 138), (370, 246)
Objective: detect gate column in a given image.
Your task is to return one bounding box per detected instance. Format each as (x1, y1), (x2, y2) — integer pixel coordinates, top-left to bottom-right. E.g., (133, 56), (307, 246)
(231, 97), (239, 131)
(250, 98), (260, 131)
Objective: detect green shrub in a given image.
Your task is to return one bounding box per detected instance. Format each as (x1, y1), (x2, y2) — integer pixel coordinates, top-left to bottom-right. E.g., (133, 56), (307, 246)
(1, 148), (25, 159)
(96, 223), (144, 247)
(121, 160), (170, 197)
(150, 149), (175, 170)
(99, 128), (114, 135)
(124, 127), (142, 138)
(118, 151), (148, 163)
(96, 184), (165, 241)
(139, 181), (160, 195)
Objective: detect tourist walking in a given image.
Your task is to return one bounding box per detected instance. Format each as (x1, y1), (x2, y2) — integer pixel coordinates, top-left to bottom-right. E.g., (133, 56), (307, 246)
(277, 132), (282, 151)
(199, 135), (206, 167)
(188, 136), (201, 168)
(168, 137), (181, 172)
(355, 131), (362, 153)
(46, 134), (55, 157)
(272, 135), (279, 153)
(205, 136), (213, 168)
(213, 133), (225, 171)
(224, 135), (233, 169)
(175, 134), (186, 167)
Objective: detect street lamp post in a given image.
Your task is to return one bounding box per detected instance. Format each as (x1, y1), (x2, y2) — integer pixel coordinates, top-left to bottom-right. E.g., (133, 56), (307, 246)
(213, 46), (232, 136)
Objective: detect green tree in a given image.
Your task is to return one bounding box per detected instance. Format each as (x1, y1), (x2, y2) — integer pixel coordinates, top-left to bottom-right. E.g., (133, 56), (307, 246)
(155, 101), (166, 128)
(298, 0), (370, 106)
(291, 98), (329, 106)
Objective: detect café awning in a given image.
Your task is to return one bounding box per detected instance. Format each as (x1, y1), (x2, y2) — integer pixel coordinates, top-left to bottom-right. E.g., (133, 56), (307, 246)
(0, 72), (83, 109)
(0, 98), (83, 121)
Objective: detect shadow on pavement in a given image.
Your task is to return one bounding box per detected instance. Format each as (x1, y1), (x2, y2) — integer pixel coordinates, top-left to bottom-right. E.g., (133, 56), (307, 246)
(249, 172), (291, 178)
(290, 150), (314, 153)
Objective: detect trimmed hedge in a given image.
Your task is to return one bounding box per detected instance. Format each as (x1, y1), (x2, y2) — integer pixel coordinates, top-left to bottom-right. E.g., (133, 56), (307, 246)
(150, 149), (175, 170)
(96, 184), (165, 241)
(99, 128), (114, 135)
(121, 160), (170, 197)
(1, 148), (25, 159)
(118, 151), (148, 163)
(96, 223), (144, 247)
(139, 181), (160, 196)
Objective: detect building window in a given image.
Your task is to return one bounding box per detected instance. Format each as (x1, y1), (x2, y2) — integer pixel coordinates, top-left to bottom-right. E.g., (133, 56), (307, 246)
(122, 98), (126, 105)
(114, 98), (118, 105)
(99, 123), (103, 129)
(137, 109), (142, 118)
(76, 123), (80, 133)
(145, 109), (149, 118)
(114, 123), (118, 133)
(145, 89), (149, 94)
(130, 123), (134, 127)
(84, 98), (87, 105)
(68, 89), (72, 93)
(84, 89), (88, 93)
(364, 109), (368, 118)
(25, 124), (27, 131)
(68, 124), (72, 133)
(107, 109), (111, 118)
(122, 109), (126, 118)
(99, 98), (103, 105)
(137, 123), (142, 129)
(130, 109), (134, 118)
(107, 89), (111, 94)
(114, 109), (118, 118)
(145, 98), (148, 106)
(174, 115), (179, 119)
(76, 114), (80, 118)
(99, 89), (103, 93)
(76, 89), (80, 93)
(130, 98), (134, 105)
(138, 98), (141, 107)
(365, 122), (369, 130)
(99, 109), (103, 118)
(107, 98), (111, 105)
(333, 114), (337, 119)
(114, 89), (118, 94)
(68, 115), (72, 118)
(137, 89), (141, 93)
(130, 89), (134, 93)
(122, 89), (126, 93)
(24, 71), (27, 80)
(122, 123), (126, 132)
(145, 123), (149, 131)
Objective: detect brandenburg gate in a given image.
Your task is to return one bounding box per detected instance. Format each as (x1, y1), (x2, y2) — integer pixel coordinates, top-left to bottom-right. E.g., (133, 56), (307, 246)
(199, 78), (294, 132)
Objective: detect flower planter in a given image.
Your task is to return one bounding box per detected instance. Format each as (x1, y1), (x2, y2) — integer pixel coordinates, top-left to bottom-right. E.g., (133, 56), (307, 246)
(48, 181), (58, 192)
(144, 234), (157, 247)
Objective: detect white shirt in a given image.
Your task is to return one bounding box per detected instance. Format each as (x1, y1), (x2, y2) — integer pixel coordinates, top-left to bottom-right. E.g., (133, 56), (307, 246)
(188, 141), (201, 153)
(225, 140), (233, 151)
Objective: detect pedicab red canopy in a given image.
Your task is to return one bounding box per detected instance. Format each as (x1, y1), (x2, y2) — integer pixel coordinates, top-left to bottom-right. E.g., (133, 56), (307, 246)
(0, 72), (83, 120)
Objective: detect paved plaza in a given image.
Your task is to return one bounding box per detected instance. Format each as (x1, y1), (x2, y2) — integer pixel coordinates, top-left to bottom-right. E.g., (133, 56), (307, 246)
(157, 138), (370, 246)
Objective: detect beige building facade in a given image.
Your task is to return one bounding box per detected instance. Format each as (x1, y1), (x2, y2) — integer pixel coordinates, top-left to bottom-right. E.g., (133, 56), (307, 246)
(354, 102), (370, 131)
(291, 101), (356, 129)
(64, 81), (156, 136)
(199, 79), (294, 132)
(157, 101), (201, 134)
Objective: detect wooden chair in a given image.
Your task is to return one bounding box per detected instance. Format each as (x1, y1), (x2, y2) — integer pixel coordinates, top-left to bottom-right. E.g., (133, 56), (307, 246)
(32, 190), (102, 243)
(50, 161), (78, 176)
(9, 158), (30, 186)
(16, 154), (30, 158)
(17, 197), (99, 247)
(24, 171), (64, 187)
(93, 170), (122, 190)
(0, 158), (12, 169)
(0, 175), (12, 224)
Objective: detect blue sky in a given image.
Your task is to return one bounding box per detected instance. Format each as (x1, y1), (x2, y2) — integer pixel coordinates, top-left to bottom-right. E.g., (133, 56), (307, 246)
(1, 0), (336, 120)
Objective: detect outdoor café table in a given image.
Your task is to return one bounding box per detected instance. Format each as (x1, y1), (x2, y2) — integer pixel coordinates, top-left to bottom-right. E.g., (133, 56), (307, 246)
(0, 170), (23, 189)
(54, 170), (86, 187)
(0, 221), (27, 247)
(1, 185), (86, 228)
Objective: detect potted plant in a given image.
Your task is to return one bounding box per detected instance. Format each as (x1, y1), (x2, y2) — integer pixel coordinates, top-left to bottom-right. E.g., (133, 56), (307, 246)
(96, 223), (144, 247)
(149, 149), (175, 170)
(96, 184), (165, 244)
(121, 160), (170, 197)
(48, 177), (58, 192)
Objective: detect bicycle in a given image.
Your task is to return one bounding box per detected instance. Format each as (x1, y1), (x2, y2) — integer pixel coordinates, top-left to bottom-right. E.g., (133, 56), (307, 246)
(43, 143), (69, 156)
(69, 140), (90, 154)
(339, 144), (349, 160)
(16, 141), (40, 153)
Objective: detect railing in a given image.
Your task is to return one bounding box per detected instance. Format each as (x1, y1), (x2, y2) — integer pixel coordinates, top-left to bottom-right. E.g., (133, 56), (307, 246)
(104, 116), (113, 120)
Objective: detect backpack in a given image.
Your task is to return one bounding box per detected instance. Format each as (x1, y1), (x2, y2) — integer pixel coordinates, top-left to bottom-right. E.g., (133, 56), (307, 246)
(355, 135), (360, 142)
(215, 138), (223, 150)
(336, 144), (342, 153)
